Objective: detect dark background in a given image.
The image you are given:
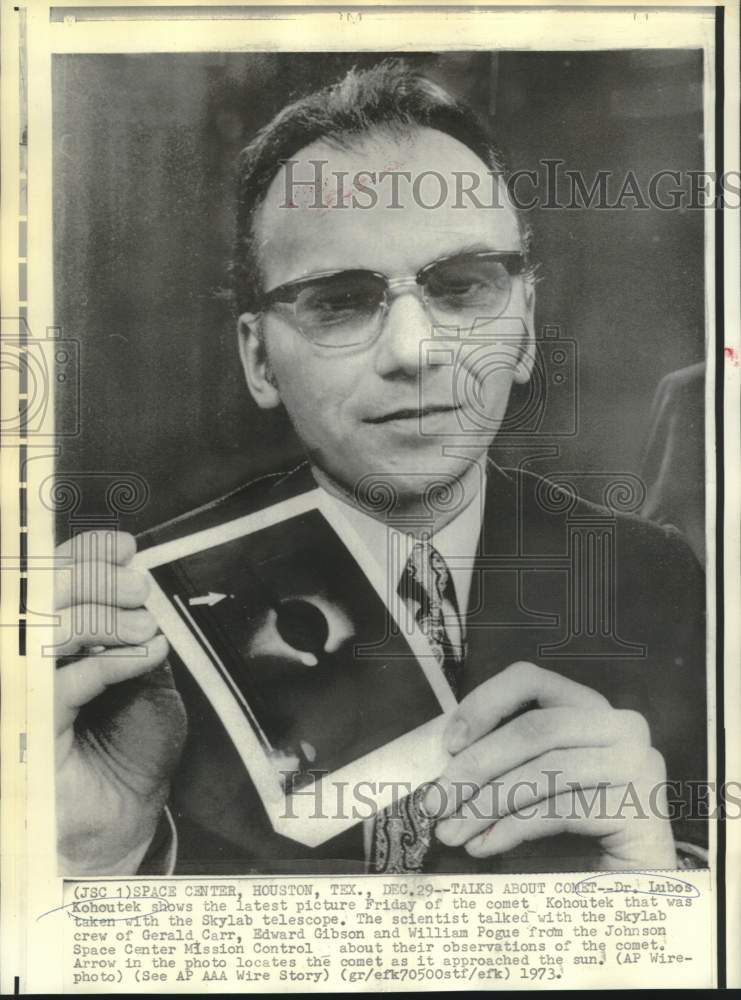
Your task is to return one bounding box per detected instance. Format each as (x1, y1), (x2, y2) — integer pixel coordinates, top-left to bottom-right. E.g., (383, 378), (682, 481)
(52, 50), (705, 536)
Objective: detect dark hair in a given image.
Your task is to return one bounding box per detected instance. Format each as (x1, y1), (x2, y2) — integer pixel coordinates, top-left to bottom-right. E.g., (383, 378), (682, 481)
(232, 59), (526, 314)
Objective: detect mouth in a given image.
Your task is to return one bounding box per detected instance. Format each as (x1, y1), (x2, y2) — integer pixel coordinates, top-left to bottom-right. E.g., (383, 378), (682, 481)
(364, 404), (461, 424)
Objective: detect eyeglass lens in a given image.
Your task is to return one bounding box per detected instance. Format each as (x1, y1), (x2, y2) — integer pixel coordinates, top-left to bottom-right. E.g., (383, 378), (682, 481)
(293, 256), (516, 348)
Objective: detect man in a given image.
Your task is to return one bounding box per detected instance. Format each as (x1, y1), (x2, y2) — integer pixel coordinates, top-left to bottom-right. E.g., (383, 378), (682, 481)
(55, 61), (706, 876)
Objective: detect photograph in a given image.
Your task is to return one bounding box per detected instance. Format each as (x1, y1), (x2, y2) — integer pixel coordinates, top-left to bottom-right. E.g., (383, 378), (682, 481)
(51, 49), (710, 878)
(134, 487), (454, 847)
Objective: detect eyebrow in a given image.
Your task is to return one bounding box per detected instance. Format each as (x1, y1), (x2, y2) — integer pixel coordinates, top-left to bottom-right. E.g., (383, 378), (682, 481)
(263, 240), (526, 298)
(294, 244), (524, 283)
(447, 241), (523, 256)
(260, 246), (527, 303)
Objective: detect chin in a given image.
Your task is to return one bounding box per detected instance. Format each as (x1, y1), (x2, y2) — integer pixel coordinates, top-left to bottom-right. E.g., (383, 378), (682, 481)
(349, 452), (484, 516)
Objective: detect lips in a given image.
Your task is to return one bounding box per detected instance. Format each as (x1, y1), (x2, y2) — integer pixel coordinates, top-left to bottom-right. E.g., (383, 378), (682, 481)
(364, 404), (461, 424)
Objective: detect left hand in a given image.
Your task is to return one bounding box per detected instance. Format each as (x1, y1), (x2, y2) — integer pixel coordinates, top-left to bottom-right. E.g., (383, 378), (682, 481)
(426, 661), (677, 869)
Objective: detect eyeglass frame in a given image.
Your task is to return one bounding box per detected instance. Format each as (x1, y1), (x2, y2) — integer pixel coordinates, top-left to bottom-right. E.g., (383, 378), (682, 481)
(250, 249), (530, 350)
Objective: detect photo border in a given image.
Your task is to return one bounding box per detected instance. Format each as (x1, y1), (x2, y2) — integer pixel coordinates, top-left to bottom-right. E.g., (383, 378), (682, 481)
(0, 1), (736, 993)
(134, 486), (456, 846)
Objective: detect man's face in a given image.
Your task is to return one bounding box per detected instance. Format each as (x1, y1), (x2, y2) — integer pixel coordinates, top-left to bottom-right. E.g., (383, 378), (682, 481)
(239, 127), (534, 505)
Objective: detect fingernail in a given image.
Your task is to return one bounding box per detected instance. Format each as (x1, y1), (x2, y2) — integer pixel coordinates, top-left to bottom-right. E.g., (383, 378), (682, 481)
(445, 718), (469, 754)
(465, 830), (490, 856)
(119, 567), (150, 601)
(435, 818), (454, 845)
(422, 779), (449, 819)
(435, 817), (469, 847)
(126, 609), (157, 640)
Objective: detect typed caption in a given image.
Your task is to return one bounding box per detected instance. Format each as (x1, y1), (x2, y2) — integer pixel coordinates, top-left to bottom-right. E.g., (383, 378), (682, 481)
(56, 870), (713, 992)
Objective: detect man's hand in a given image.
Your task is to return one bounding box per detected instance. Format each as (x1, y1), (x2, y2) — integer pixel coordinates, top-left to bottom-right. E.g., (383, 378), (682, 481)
(55, 531), (186, 874)
(427, 661), (676, 869)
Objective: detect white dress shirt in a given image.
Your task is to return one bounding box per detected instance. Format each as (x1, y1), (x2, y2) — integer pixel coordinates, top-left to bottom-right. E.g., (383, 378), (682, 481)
(319, 472), (487, 626)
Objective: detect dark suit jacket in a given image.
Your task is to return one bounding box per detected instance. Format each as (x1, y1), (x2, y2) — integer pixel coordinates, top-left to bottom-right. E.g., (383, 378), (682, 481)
(137, 461), (707, 875)
(640, 362), (705, 564)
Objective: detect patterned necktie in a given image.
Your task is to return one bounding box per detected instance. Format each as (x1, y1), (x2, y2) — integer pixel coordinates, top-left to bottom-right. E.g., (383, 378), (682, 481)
(372, 541), (464, 873)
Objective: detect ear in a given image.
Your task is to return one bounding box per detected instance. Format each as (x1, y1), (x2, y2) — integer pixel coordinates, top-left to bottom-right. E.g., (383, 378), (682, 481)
(237, 312), (281, 409)
(513, 280), (536, 385)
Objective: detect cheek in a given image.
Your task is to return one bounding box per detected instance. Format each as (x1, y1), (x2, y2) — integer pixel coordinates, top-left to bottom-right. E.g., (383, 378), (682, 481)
(266, 333), (363, 431)
(454, 344), (519, 408)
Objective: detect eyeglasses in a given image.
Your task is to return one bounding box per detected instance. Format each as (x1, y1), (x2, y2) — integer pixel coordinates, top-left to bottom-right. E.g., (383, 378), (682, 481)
(254, 250), (528, 350)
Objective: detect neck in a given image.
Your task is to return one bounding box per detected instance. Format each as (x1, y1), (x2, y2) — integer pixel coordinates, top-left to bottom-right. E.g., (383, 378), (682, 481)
(310, 455), (486, 537)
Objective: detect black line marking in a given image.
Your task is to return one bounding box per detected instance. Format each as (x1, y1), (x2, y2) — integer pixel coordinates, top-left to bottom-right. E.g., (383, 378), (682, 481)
(17, 5), (30, 690)
(713, 5), (726, 990)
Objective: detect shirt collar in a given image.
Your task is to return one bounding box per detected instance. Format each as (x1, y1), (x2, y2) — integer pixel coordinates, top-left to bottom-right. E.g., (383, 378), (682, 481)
(318, 472), (486, 617)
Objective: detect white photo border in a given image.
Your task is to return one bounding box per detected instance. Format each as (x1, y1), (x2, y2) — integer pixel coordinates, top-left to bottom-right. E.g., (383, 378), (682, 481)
(133, 487), (456, 846)
(0, 2), (736, 994)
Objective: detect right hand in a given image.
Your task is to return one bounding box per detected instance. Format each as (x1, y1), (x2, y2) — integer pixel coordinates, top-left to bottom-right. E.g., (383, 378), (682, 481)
(54, 530), (187, 874)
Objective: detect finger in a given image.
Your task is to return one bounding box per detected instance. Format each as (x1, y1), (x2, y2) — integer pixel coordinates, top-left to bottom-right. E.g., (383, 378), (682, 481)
(463, 788), (627, 857)
(55, 530), (137, 566)
(435, 744), (657, 847)
(444, 661), (610, 753)
(462, 782), (676, 868)
(53, 605), (159, 657)
(429, 706), (651, 817)
(54, 562), (150, 611)
(55, 633), (170, 735)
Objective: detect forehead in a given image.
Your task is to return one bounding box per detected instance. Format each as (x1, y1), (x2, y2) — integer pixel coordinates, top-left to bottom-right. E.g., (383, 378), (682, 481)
(255, 127), (522, 289)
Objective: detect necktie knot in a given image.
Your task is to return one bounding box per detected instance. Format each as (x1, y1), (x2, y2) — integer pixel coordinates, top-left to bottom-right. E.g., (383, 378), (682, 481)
(400, 540), (453, 606)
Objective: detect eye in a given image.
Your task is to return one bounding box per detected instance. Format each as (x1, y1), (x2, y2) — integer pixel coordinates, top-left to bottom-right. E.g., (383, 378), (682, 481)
(434, 275), (485, 295)
(308, 287), (374, 316)
(426, 257), (512, 312)
(297, 273), (385, 327)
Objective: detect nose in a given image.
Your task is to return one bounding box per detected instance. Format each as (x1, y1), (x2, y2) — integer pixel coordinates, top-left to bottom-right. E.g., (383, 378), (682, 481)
(373, 290), (434, 379)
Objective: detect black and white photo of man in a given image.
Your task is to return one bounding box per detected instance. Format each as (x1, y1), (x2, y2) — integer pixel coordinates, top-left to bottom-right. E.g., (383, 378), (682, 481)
(53, 55), (707, 877)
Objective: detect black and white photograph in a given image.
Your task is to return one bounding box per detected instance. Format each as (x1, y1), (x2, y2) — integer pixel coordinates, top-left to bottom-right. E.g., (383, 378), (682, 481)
(134, 487), (455, 847)
(50, 45), (712, 882)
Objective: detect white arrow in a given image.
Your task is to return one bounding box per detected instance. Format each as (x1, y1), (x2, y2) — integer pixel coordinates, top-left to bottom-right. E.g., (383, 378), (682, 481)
(188, 592), (227, 608)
